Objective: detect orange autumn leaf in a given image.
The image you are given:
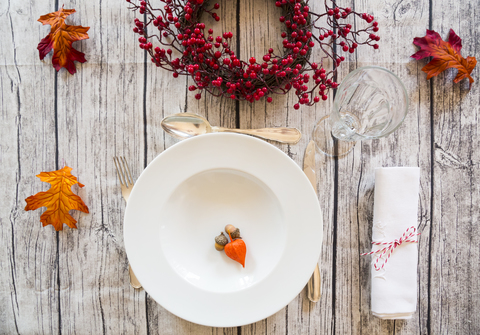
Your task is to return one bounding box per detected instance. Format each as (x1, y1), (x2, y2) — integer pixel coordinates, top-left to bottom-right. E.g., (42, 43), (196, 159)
(25, 166), (89, 231)
(411, 29), (477, 88)
(37, 6), (90, 75)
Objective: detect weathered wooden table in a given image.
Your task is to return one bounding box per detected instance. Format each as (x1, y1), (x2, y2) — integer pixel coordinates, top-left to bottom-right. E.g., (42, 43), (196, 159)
(1, 0), (479, 334)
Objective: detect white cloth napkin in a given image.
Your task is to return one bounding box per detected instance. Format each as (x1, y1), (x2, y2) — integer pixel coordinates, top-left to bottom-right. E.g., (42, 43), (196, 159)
(369, 167), (420, 319)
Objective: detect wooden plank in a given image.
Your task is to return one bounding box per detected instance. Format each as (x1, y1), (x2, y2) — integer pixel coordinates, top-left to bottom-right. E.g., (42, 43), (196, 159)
(0, 1), (59, 334)
(237, 0), (336, 334)
(334, 0), (431, 334)
(144, 0), (238, 333)
(430, 1), (480, 333)
(55, 0), (147, 333)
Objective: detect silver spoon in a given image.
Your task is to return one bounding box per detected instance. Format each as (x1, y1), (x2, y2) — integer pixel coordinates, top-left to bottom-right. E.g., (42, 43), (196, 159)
(161, 113), (301, 144)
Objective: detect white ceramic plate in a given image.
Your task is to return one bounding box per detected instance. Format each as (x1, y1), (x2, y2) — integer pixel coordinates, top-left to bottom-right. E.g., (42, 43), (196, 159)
(124, 133), (323, 327)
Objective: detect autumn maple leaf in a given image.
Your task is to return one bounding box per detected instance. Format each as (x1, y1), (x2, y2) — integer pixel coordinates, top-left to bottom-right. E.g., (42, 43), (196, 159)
(411, 29), (476, 88)
(25, 166), (89, 231)
(37, 7), (89, 75)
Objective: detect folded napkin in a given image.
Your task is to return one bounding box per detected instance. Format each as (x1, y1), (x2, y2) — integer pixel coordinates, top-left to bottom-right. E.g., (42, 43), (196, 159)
(368, 167), (420, 320)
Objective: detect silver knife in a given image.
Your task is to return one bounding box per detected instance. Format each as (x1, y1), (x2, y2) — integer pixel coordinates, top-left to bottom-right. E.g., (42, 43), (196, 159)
(304, 140), (321, 302)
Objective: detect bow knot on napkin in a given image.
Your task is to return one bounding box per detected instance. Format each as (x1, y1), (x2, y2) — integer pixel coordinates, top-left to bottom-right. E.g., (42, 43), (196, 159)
(362, 226), (420, 271)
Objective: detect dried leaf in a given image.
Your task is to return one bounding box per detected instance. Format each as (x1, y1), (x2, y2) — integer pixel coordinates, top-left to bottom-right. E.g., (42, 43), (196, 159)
(25, 166), (89, 231)
(37, 7), (90, 74)
(412, 29), (476, 88)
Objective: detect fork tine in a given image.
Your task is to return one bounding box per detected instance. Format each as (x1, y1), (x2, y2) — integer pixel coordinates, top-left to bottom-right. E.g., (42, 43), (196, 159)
(113, 157), (126, 186)
(121, 157), (134, 186)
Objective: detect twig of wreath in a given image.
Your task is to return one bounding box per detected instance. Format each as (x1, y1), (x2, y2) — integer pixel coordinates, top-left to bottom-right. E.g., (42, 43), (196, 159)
(127, 0), (379, 109)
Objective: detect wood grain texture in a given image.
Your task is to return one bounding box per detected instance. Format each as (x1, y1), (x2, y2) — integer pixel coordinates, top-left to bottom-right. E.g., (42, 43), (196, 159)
(54, 0), (147, 334)
(333, 1), (432, 334)
(1, 0), (480, 334)
(431, 1), (480, 333)
(0, 1), (59, 334)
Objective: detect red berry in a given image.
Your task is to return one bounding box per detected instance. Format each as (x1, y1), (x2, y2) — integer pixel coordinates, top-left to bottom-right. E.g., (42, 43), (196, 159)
(249, 57), (256, 64)
(195, 93), (201, 100)
(322, 95), (328, 101)
(342, 45), (349, 52)
(373, 44), (379, 49)
(267, 97), (273, 103)
(294, 103), (300, 110)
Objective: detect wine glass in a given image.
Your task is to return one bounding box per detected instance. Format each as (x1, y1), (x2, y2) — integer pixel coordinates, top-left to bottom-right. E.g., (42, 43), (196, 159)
(313, 66), (409, 157)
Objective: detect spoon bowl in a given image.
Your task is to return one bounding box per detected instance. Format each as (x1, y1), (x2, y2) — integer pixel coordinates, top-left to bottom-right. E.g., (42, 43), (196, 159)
(161, 113), (213, 139)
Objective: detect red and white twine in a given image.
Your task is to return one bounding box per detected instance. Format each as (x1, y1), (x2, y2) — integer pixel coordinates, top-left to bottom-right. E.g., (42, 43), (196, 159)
(361, 226), (420, 271)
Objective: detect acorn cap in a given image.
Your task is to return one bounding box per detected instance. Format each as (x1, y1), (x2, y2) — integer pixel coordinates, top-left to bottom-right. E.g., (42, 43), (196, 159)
(215, 232), (228, 246)
(230, 228), (241, 239)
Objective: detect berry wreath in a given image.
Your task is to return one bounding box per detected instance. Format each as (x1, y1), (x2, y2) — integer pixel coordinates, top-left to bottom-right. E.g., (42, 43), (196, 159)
(127, 0), (379, 109)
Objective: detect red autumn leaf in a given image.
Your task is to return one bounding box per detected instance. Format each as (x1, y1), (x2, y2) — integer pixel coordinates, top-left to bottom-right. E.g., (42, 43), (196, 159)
(25, 166), (89, 231)
(411, 29), (477, 88)
(224, 238), (247, 268)
(37, 7), (90, 75)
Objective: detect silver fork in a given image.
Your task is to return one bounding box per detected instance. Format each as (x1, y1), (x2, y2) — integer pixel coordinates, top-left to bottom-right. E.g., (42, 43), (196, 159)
(114, 156), (142, 289)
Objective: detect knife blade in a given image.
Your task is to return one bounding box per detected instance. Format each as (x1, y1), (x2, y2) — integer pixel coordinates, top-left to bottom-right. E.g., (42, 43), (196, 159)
(304, 140), (321, 303)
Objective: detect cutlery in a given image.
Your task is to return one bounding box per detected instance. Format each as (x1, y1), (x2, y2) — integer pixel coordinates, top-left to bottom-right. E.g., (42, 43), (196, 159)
(113, 156), (142, 290)
(304, 140), (321, 302)
(161, 113), (302, 144)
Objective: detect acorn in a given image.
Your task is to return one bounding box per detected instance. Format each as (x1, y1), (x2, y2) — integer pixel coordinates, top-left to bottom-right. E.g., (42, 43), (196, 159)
(230, 228), (241, 239)
(215, 232), (228, 251)
(225, 224), (236, 235)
